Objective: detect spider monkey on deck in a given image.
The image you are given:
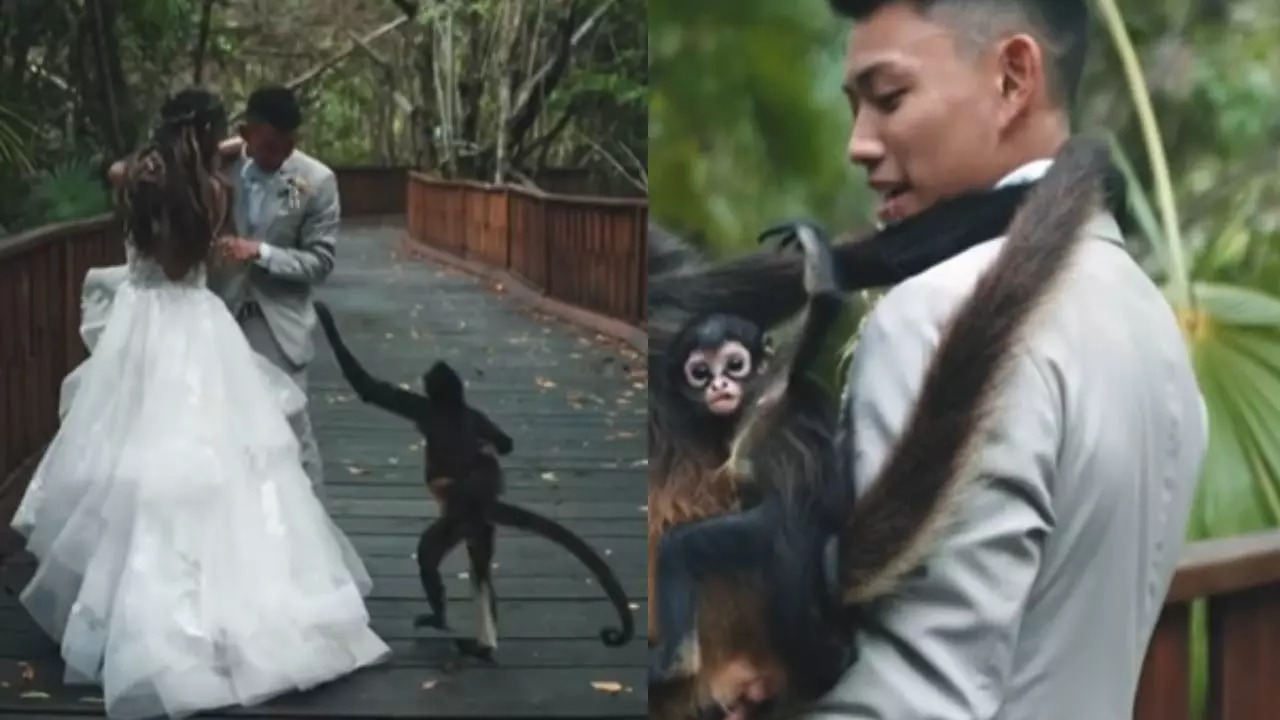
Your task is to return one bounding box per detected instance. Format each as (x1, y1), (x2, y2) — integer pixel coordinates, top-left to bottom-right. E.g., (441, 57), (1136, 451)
(313, 302), (635, 661)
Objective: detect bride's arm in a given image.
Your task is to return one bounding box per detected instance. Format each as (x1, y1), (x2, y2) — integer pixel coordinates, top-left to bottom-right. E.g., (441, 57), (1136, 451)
(107, 137), (245, 189)
(218, 136), (245, 161)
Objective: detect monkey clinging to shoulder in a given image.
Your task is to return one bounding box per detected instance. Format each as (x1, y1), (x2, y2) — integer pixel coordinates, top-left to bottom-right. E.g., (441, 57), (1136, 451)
(648, 135), (1113, 720)
(648, 226), (853, 719)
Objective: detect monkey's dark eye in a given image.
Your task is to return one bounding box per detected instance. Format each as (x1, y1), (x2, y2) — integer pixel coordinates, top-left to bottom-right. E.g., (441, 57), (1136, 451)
(685, 362), (711, 387)
(724, 352), (751, 378)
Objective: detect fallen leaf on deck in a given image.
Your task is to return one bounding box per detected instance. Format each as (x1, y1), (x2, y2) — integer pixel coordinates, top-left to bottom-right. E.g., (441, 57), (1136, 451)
(591, 681), (624, 694)
(346, 466), (371, 476)
(541, 472), (558, 482)
(19, 691), (49, 700)
(535, 377), (557, 389)
(628, 602), (640, 611)
(457, 571), (469, 579)
(421, 679), (440, 690)
(398, 382), (411, 390)
(388, 457), (400, 465)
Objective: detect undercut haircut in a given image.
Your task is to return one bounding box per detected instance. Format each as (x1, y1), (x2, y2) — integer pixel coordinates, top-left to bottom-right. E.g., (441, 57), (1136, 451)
(245, 85), (303, 134)
(829, 0), (1090, 110)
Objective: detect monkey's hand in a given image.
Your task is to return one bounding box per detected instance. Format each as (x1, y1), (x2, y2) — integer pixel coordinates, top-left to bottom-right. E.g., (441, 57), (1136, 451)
(755, 219), (837, 297)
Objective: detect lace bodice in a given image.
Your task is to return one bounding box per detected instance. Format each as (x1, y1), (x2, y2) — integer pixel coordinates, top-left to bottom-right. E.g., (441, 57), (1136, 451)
(125, 240), (208, 289)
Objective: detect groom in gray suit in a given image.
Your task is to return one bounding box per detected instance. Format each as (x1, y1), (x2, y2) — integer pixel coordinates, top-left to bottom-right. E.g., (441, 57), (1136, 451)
(211, 85), (339, 498)
(714, 1), (1208, 718)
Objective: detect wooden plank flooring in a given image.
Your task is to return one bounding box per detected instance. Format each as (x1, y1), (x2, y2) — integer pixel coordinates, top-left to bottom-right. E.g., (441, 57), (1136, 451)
(0, 220), (648, 718)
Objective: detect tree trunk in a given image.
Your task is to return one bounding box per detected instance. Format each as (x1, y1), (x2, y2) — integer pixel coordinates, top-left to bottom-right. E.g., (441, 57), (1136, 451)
(191, 0), (216, 84)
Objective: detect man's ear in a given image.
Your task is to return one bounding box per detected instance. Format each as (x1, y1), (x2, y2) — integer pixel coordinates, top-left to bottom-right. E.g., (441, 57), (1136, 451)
(994, 33), (1044, 132)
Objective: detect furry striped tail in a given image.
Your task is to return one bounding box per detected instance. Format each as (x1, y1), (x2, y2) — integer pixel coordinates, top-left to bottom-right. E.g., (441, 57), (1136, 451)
(838, 136), (1109, 604)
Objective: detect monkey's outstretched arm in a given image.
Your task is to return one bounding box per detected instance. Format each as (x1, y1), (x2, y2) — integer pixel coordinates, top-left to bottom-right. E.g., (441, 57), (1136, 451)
(648, 183), (1034, 345)
(315, 301), (427, 421)
(472, 409), (514, 456)
(649, 500), (784, 682)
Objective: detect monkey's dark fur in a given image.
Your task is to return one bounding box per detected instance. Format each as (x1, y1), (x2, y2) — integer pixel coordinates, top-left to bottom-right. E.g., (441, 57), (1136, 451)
(649, 225), (853, 712)
(313, 302), (635, 659)
(647, 135), (1114, 719)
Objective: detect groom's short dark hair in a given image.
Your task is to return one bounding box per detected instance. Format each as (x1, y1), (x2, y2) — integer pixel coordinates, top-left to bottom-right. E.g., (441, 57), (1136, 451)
(828, 0), (1090, 110)
(245, 85), (303, 134)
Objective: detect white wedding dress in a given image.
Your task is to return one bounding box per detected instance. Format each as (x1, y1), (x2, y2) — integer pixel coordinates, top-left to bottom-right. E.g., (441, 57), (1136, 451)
(10, 242), (391, 719)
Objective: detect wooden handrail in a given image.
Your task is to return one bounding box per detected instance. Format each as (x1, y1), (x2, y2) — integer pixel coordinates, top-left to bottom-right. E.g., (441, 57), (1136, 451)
(408, 170), (648, 208)
(1136, 528), (1280, 719)
(1168, 529), (1280, 603)
(403, 171), (648, 328)
(0, 213), (115, 261)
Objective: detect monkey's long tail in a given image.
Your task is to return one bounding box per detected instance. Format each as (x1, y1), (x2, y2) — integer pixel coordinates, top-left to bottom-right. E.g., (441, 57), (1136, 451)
(487, 500), (636, 646)
(837, 136), (1110, 605)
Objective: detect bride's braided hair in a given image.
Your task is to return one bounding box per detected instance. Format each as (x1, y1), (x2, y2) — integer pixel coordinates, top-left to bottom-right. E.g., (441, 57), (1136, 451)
(116, 87), (230, 278)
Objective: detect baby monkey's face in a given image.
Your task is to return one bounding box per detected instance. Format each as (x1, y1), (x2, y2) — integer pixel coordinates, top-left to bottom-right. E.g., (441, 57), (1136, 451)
(683, 340), (756, 416)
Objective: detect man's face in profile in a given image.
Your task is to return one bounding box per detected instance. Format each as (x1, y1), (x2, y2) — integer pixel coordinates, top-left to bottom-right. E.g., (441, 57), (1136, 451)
(842, 3), (1011, 224)
(240, 120), (295, 173)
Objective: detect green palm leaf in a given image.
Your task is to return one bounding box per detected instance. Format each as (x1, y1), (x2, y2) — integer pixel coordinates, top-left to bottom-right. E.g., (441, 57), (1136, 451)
(1095, 1), (1280, 716)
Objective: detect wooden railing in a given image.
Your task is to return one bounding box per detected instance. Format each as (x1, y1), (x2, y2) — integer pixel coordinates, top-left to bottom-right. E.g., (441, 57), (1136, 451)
(405, 172), (647, 326)
(0, 215), (123, 486)
(1135, 529), (1280, 719)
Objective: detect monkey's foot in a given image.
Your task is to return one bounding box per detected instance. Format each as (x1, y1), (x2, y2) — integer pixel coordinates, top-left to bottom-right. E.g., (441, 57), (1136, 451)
(453, 638), (497, 664)
(414, 612), (449, 630)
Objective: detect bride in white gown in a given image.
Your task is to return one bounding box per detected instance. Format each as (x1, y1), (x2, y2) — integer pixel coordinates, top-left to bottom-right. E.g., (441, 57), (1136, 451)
(9, 88), (390, 719)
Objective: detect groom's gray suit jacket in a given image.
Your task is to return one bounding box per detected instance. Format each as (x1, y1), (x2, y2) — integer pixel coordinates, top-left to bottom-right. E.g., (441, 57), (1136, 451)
(209, 148), (340, 368)
(811, 209), (1208, 720)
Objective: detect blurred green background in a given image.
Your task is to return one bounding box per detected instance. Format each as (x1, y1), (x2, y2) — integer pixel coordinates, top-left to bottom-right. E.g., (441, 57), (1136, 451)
(650, 0), (1280, 714)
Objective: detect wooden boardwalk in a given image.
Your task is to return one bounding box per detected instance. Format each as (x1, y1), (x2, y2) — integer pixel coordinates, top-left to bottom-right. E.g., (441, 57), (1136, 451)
(0, 220), (648, 718)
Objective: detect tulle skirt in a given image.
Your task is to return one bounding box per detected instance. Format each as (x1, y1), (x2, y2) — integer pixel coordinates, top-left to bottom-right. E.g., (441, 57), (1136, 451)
(10, 266), (391, 719)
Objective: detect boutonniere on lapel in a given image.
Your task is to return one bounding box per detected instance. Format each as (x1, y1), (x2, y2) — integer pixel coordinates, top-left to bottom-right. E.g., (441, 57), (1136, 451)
(278, 175), (310, 211)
